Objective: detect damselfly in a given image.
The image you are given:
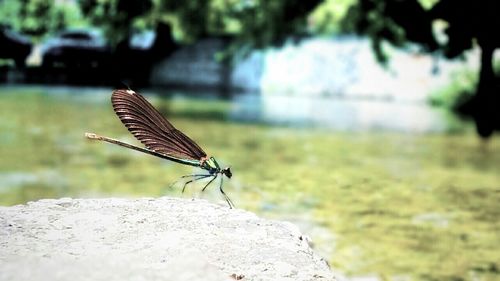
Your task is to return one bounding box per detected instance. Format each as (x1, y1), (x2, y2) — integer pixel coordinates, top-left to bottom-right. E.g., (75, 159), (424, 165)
(85, 89), (234, 208)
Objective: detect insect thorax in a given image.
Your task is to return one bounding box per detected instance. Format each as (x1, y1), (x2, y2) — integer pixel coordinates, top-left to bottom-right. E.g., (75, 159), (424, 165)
(201, 156), (220, 173)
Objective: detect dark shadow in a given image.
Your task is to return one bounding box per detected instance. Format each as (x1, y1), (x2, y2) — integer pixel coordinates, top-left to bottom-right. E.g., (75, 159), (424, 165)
(111, 22), (178, 88)
(431, 0), (500, 138)
(0, 24), (32, 68)
(344, 0), (500, 138)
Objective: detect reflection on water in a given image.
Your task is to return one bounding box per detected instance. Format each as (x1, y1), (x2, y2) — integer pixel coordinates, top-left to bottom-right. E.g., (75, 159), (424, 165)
(0, 170), (67, 190)
(0, 172), (41, 191)
(4, 85), (460, 133)
(0, 170), (68, 204)
(231, 93), (458, 132)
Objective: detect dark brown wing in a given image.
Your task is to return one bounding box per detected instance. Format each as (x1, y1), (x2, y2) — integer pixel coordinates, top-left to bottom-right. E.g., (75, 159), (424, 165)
(111, 89), (207, 161)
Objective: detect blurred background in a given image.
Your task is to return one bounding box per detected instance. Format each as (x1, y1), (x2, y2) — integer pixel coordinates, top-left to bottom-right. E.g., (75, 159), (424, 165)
(0, 0), (499, 281)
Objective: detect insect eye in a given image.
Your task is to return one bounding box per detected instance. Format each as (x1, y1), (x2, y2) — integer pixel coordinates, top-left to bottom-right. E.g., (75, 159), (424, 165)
(224, 167), (232, 178)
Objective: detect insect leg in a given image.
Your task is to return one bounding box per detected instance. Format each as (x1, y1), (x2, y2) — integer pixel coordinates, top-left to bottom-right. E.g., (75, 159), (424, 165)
(168, 174), (210, 189)
(219, 176), (235, 209)
(182, 174), (211, 193)
(179, 174), (211, 179)
(201, 174), (218, 192)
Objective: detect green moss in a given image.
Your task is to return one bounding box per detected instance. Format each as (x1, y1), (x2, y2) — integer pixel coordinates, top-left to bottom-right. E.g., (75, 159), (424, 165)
(0, 87), (499, 281)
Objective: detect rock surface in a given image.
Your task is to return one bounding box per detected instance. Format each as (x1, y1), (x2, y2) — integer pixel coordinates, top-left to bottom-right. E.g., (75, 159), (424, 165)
(0, 197), (336, 281)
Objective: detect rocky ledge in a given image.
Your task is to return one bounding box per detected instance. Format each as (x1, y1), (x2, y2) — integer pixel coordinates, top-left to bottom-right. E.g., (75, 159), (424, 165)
(0, 197), (336, 281)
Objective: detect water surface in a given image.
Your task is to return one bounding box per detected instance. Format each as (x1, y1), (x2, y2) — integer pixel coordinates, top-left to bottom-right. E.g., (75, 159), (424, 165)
(0, 86), (498, 281)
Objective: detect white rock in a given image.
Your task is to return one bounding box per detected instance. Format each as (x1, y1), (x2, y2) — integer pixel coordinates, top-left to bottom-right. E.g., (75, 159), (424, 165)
(0, 197), (336, 281)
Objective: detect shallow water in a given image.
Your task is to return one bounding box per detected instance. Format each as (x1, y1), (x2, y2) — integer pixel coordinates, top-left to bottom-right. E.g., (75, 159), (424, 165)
(0, 86), (499, 281)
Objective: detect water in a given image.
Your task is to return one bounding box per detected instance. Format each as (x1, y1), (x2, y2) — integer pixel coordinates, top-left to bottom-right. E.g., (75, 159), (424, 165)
(231, 93), (457, 132)
(0, 86), (498, 281)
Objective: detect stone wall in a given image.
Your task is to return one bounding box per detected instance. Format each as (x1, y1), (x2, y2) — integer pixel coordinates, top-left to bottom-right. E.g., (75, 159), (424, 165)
(150, 38), (229, 90)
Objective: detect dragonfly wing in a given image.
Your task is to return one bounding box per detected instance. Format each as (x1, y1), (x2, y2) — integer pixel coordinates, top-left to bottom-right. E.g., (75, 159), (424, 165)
(111, 89), (207, 161)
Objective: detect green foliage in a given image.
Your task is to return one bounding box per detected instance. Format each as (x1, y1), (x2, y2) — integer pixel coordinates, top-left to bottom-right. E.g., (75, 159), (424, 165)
(0, 0), (85, 40)
(429, 69), (477, 110)
(0, 0), (339, 49)
(78, 0), (323, 50)
(79, 0), (154, 45)
(341, 0), (433, 64)
(418, 0), (440, 10)
(160, 0), (210, 41)
(430, 57), (500, 112)
(0, 0), (21, 28)
(220, 1), (322, 48)
(308, 0), (356, 35)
